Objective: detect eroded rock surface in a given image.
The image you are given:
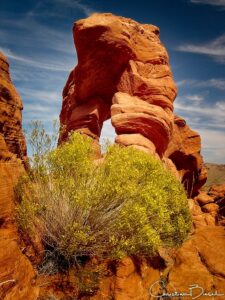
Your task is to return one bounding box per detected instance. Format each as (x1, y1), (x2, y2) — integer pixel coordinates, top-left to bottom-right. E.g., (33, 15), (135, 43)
(165, 115), (207, 196)
(194, 184), (225, 226)
(59, 13), (206, 196)
(0, 52), (38, 300)
(0, 52), (26, 163)
(39, 226), (225, 300)
(167, 226), (225, 300)
(1, 13), (223, 300)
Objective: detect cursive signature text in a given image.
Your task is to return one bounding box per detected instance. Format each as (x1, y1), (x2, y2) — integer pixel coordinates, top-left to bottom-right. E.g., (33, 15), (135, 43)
(149, 280), (224, 299)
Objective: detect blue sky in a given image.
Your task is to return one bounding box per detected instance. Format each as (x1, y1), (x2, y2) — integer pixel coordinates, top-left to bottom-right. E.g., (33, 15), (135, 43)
(0, 0), (225, 163)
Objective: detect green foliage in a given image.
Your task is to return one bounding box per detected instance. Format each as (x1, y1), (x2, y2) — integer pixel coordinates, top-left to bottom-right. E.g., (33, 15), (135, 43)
(16, 123), (192, 265)
(25, 120), (59, 170)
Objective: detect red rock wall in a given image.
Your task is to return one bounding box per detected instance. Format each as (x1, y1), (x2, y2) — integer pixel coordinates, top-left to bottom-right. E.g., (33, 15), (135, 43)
(59, 13), (206, 196)
(0, 52), (38, 300)
(0, 52), (27, 163)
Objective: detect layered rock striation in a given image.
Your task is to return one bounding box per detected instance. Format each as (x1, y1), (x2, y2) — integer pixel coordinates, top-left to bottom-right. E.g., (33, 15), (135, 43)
(0, 52), (26, 163)
(59, 13), (206, 196)
(166, 115), (207, 196)
(0, 52), (38, 300)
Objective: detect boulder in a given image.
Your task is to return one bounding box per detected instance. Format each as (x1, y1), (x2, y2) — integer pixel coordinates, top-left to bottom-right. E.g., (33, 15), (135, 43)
(202, 203), (219, 215)
(208, 184), (225, 222)
(195, 191), (214, 206)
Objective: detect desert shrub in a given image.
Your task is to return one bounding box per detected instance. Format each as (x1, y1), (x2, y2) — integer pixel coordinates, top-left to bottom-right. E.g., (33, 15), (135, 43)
(25, 120), (59, 170)
(16, 124), (191, 265)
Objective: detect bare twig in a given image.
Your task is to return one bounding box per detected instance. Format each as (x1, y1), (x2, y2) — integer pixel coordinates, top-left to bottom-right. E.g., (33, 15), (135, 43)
(0, 279), (16, 287)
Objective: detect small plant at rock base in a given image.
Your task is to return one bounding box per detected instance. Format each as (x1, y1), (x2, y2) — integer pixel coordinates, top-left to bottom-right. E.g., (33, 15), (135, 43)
(16, 123), (192, 270)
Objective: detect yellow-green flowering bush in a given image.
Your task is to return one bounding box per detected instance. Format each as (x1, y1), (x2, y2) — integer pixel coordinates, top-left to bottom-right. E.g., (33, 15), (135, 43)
(16, 128), (191, 264)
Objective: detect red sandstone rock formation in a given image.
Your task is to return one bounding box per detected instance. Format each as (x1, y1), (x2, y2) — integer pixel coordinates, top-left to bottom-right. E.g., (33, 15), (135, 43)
(0, 52), (38, 300)
(165, 115), (207, 196)
(54, 16), (224, 297)
(195, 184), (225, 226)
(87, 226), (225, 300)
(1, 14), (223, 300)
(39, 226), (225, 300)
(59, 13), (206, 196)
(0, 52), (27, 163)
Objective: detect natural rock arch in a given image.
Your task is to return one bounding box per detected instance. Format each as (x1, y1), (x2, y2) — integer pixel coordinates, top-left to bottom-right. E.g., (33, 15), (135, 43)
(59, 13), (207, 196)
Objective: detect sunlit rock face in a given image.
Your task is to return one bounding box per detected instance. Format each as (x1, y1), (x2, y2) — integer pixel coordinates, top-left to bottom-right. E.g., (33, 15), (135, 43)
(60, 12), (206, 196)
(165, 115), (207, 197)
(0, 51), (38, 300)
(0, 52), (27, 163)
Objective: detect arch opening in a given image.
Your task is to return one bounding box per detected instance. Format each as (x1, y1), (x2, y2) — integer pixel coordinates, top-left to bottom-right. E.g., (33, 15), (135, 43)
(100, 119), (116, 153)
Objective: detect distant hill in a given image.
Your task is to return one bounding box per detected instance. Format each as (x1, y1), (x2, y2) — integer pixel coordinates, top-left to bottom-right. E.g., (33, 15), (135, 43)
(204, 163), (225, 190)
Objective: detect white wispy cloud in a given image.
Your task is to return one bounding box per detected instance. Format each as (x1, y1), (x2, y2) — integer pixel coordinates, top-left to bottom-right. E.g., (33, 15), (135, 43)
(0, 47), (72, 72)
(175, 95), (225, 162)
(10, 66), (63, 83)
(198, 129), (225, 163)
(23, 102), (60, 122)
(27, 0), (95, 18)
(177, 34), (225, 64)
(17, 85), (63, 127)
(23, 111), (59, 123)
(177, 78), (225, 90)
(190, 0), (225, 9)
(0, 18), (75, 56)
(203, 78), (225, 90)
(54, 0), (95, 17)
(19, 89), (60, 103)
(176, 80), (190, 87)
(175, 93), (225, 129)
(185, 94), (204, 101)
(216, 101), (225, 110)
(175, 99), (225, 120)
(25, 104), (54, 113)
